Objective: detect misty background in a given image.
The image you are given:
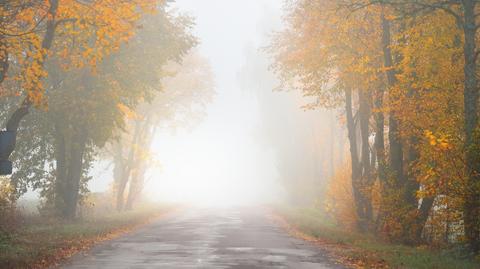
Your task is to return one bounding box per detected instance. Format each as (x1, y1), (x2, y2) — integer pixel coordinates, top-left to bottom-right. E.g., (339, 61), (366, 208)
(67, 0), (346, 207)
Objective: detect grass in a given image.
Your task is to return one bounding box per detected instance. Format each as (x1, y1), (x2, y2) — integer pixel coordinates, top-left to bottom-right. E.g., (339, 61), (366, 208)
(273, 206), (480, 269)
(0, 204), (174, 269)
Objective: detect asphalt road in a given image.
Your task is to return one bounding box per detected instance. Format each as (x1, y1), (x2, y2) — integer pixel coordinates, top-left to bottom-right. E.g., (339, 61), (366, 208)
(60, 207), (345, 269)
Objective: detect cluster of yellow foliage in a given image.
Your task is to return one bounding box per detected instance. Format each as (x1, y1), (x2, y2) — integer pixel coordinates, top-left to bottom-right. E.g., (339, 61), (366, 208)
(1, 0), (159, 106)
(270, 0), (472, 245)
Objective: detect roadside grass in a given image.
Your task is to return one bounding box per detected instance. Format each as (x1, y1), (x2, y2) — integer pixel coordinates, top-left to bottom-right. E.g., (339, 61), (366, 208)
(273, 206), (480, 269)
(0, 204), (174, 269)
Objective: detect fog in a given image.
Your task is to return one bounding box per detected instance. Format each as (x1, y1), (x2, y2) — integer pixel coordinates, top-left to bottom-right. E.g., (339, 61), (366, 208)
(144, 0), (282, 206)
(2, 0), (476, 262)
(135, 0), (346, 206)
(15, 0), (346, 207)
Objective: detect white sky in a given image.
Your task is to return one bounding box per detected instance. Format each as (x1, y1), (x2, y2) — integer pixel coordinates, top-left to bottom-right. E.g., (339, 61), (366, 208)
(142, 0), (284, 205)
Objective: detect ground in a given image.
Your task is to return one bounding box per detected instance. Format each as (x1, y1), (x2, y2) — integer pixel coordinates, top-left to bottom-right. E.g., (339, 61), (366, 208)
(60, 207), (345, 269)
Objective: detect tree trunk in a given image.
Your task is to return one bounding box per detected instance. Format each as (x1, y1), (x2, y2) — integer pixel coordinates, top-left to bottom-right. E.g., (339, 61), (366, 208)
(125, 121), (157, 210)
(462, 0), (480, 253)
(381, 10), (404, 186)
(359, 88), (373, 224)
(113, 143), (127, 211)
(54, 122), (67, 214)
(62, 128), (87, 220)
(125, 163), (146, 210)
(374, 86), (386, 183)
(115, 167), (129, 211)
(345, 88), (368, 231)
(374, 84), (388, 232)
(415, 196), (434, 241)
(115, 120), (142, 211)
(0, 37), (9, 84)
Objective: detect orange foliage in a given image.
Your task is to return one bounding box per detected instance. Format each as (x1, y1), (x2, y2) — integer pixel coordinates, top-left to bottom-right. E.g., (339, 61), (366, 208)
(270, 0), (471, 244)
(1, 0), (160, 106)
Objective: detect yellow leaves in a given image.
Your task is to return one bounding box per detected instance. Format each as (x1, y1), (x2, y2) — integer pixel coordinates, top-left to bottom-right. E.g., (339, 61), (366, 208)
(438, 141), (450, 150)
(420, 167), (437, 185)
(3, 0), (161, 106)
(269, 0), (385, 108)
(424, 130), (438, 146)
(415, 128), (466, 220)
(390, 10), (463, 208)
(117, 103), (139, 120)
(424, 130), (451, 150)
(82, 48), (93, 59)
(54, 0), (157, 71)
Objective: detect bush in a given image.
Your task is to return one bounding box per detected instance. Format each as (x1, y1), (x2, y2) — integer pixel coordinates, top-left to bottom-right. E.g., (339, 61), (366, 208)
(324, 162), (357, 230)
(0, 177), (19, 232)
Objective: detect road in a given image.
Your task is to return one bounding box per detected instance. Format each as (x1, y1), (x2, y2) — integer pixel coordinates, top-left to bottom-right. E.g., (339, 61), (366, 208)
(60, 207), (345, 269)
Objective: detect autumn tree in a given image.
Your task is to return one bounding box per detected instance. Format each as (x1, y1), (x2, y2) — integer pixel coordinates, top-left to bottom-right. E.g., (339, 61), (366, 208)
(0, 0), (158, 170)
(270, 0), (469, 246)
(348, 0), (480, 252)
(93, 10), (208, 211)
(0, 0), (197, 219)
(111, 50), (214, 211)
(269, 0), (385, 232)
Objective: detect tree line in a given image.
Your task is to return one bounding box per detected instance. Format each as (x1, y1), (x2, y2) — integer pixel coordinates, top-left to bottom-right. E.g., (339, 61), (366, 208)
(269, 0), (480, 253)
(0, 1), (213, 221)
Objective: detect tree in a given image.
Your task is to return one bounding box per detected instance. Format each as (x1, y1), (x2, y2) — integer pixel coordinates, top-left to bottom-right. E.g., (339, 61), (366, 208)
(270, 0), (468, 245)
(0, 1), (197, 219)
(1, 0), (158, 172)
(112, 50), (214, 211)
(269, 0), (385, 231)
(351, 0), (480, 252)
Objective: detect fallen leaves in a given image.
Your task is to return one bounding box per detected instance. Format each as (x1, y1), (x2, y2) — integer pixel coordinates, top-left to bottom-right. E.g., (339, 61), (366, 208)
(1, 207), (176, 269)
(268, 209), (389, 269)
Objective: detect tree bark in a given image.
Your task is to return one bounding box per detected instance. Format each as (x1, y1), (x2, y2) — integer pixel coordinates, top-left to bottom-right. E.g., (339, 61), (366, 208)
(415, 196), (434, 241)
(374, 86), (386, 183)
(125, 120), (156, 210)
(125, 162), (146, 210)
(115, 120), (142, 211)
(462, 0), (480, 253)
(115, 168), (129, 211)
(0, 36), (9, 84)
(54, 122), (67, 214)
(381, 10), (404, 186)
(373, 85), (388, 232)
(359, 88), (373, 224)
(61, 128), (87, 220)
(345, 88), (368, 231)
(113, 143), (127, 211)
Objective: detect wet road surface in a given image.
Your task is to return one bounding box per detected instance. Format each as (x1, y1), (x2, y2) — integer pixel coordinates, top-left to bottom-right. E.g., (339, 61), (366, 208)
(61, 207), (345, 269)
